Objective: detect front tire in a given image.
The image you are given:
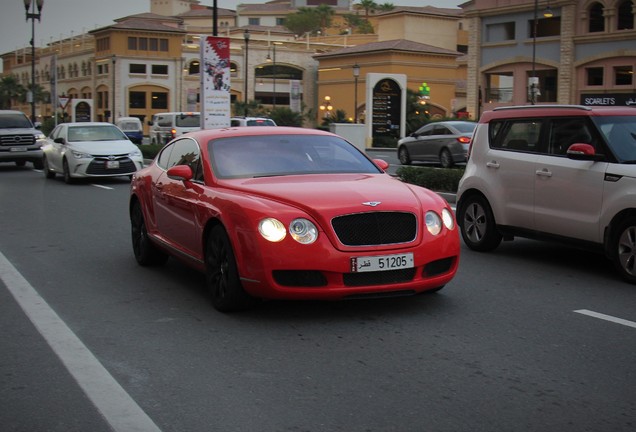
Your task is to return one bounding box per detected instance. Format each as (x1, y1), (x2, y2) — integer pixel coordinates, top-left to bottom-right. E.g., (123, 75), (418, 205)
(63, 159), (74, 184)
(398, 146), (411, 165)
(612, 217), (636, 284)
(457, 194), (502, 252)
(131, 201), (169, 266)
(205, 225), (255, 312)
(43, 156), (55, 179)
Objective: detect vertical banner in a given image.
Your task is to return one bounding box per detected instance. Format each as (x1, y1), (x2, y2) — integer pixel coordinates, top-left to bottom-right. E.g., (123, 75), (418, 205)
(200, 36), (231, 129)
(289, 80), (301, 113)
(50, 55), (57, 125)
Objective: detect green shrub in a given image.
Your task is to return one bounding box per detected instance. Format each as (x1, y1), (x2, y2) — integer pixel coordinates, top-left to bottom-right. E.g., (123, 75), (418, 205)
(138, 144), (162, 160)
(396, 166), (464, 193)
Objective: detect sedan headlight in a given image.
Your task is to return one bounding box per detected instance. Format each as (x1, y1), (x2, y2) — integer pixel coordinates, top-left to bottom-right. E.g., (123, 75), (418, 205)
(259, 218), (286, 242)
(129, 148), (142, 158)
(71, 150), (92, 159)
(425, 211), (443, 236)
(289, 218), (318, 244)
(441, 208), (455, 230)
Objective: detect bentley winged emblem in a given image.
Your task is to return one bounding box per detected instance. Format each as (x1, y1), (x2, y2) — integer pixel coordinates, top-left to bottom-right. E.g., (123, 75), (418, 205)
(362, 201), (381, 207)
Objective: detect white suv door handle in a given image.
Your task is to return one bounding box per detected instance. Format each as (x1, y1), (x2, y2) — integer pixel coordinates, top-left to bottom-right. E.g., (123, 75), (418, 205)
(486, 161), (500, 168)
(536, 168), (552, 177)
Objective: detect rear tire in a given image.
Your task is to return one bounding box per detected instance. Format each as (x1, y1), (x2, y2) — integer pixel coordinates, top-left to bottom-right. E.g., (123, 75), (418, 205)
(440, 148), (454, 168)
(457, 194), (502, 252)
(612, 216), (636, 284)
(205, 225), (255, 312)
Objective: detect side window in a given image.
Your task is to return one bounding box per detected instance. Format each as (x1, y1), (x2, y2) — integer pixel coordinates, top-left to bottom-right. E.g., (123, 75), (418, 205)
(158, 115), (171, 127)
(166, 138), (203, 181)
(156, 143), (173, 169)
(492, 119), (542, 153)
(433, 126), (451, 135)
(230, 119), (240, 127)
(547, 118), (596, 156)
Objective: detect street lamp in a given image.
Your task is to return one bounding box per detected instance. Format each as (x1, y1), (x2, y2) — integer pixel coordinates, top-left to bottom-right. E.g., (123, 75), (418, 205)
(319, 96), (333, 120)
(243, 29), (250, 116)
(266, 42), (282, 109)
(353, 64), (360, 123)
(23, 0), (44, 123)
(531, 0), (553, 104)
(111, 55), (116, 123)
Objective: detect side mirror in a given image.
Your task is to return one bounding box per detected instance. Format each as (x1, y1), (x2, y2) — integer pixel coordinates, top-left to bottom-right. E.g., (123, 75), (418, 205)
(373, 158), (390, 171)
(566, 143), (604, 161)
(167, 165), (193, 182)
(53, 137), (65, 145)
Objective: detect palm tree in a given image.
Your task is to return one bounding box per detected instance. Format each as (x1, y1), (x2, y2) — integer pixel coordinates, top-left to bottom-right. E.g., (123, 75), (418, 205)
(0, 76), (25, 109)
(356, 0), (378, 19)
(314, 4), (335, 34)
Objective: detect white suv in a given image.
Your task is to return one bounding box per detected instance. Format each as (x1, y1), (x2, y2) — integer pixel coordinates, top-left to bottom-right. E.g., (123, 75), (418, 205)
(456, 105), (636, 283)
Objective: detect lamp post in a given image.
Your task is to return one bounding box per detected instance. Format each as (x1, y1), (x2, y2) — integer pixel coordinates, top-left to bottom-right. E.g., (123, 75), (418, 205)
(319, 96), (333, 120)
(111, 55), (116, 123)
(243, 29), (250, 116)
(266, 42), (282, 109)
(353, 64), (360, 123)
(23, 0), (43, 123)
(531, 1), (554, 105)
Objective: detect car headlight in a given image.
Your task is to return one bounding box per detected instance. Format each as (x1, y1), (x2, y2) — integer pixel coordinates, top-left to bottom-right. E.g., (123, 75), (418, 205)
(441, 208), (455, 230)
(259, 218), (286, 242)
(425, 211), (442, 236)
(71, 150), (91, 159)
(129, 148), (142, 158)
(289, 218), (318, 244)
(35, 133), (46, 140)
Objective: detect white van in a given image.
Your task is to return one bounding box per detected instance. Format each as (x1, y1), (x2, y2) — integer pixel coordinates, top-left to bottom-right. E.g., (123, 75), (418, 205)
(148, 112), (201, 145)
(116, 117), (143, 144)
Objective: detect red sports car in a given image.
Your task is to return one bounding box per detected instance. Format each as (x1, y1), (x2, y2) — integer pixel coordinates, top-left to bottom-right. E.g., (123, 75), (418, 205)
(130, 127), (460, 311)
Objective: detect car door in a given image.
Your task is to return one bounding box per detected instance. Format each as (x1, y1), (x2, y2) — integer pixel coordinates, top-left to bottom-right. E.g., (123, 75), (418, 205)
(153, 138), (204, 259)
(46, 125), (66, 172)
(426, 124), (451, 160)
(533, 117), (606, 243)
(409, 124), (433, 160)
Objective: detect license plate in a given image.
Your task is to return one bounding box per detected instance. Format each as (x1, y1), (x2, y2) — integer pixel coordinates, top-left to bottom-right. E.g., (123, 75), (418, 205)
(105, 160), (120, 169)
(10, 147), (23, 152)
(350, 253), (414, 273)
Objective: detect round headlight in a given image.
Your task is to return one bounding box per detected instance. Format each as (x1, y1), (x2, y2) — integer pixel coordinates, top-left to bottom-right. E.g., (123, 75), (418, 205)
(425, 211), (442, 236)
(442, 208), (455, 230)
(289, 218), (318, 244)
(258, 218), (286, 242)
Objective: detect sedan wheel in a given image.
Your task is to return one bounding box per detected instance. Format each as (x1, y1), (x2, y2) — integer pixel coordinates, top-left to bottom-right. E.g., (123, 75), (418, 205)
(457, 194), (502, 252)
(205, 225), (255, 312)
(613, 217), (636, 284)
(398, 146), (411, 165)
(63, 159), (73, 184)
(43, 156), (56, 179)
(131, 202), (168, 266)
(439, 148), (454, 169)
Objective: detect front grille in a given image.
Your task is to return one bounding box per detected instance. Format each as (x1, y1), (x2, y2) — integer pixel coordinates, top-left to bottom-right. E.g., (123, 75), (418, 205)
(86, 157), (136, 175)
(343, 268), (416, 286)
(0, 134), (36, 146)
(273, 270), (327, 287)
(331, 212), (417, 246)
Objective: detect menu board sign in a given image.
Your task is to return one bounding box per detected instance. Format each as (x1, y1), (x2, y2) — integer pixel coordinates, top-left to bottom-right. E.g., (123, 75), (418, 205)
(372, 78), (401, 139)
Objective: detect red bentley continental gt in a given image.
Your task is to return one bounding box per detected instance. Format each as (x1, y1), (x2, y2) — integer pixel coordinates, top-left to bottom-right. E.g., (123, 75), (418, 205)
(130, 127), (460, 311)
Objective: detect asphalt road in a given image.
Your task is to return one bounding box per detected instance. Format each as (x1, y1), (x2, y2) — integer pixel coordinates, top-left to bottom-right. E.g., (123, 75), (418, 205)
(1, 163), (635, 432)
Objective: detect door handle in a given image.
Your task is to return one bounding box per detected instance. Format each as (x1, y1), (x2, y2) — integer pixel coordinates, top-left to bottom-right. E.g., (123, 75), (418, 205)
(536, 169), (552, 177)
(486, 161), (500, 168)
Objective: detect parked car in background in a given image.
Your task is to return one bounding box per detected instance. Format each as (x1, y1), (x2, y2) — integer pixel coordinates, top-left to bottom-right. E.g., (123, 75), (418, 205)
(130, 127), (459, 312)
(42, 122), (144, 183)
(397, 121), (476, 168)
(456, 105), (636, 283)
(0, 110), (45, 169)
(116, 117), (144, 144)
(148, 112), (201, 145)
(230, 117), (277, 127)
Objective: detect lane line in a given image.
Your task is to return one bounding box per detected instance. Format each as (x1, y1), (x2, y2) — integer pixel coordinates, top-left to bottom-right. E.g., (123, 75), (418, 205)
(92, 184), (114, 190)
(0, 250), (162, 432)
(574, 309), (636, 329)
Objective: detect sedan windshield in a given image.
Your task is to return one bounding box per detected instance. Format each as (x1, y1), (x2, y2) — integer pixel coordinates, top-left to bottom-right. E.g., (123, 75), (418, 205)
(593, 116), (636, 162)
(67, 126), (128, 142)
(209, 135), (383, 178)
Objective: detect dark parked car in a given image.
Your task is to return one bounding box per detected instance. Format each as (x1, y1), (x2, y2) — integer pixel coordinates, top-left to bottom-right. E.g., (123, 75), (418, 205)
(397, 121), (476, 168)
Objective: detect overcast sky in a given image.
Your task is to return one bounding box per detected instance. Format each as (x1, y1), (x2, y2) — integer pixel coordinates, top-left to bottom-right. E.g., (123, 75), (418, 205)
(1, 0), (459, 64)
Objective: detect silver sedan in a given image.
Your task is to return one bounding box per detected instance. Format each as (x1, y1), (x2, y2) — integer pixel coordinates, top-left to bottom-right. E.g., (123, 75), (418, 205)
(397, 121), (476, 168)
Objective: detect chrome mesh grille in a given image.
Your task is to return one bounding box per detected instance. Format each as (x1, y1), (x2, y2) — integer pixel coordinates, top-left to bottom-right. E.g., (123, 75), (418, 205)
(331, 212), (417, 246)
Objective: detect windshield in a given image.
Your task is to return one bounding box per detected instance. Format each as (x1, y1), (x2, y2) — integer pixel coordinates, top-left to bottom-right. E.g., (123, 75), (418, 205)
(246, 119), (276, 126)
(68, 125), (128, 142)
(593, 116), (636, 162)
(175, 114), (200, 127)
(209, 134), (383, 178)
(0, 113), (33, 129)
(119, 122), (140, 131)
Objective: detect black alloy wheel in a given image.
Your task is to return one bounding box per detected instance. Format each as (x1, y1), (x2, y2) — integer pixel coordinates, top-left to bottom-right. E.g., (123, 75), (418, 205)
(613, 216), (636, 284)
(458, 194), (502, 252)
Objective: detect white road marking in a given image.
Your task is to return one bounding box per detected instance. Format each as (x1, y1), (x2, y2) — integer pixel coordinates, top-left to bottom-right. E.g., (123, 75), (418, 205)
(92, 184), (114, 190)
(0, 250), (162, 432)
(574, 309), (636, 329)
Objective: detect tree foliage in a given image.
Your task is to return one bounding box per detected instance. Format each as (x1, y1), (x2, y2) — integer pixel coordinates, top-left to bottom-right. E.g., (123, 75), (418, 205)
(285, 6), (334, 36)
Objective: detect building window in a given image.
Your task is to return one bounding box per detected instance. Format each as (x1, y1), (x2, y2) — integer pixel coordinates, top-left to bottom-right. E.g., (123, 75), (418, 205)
(586, 67), (604, 85)
(130, 64), (146, 74)
(617, 0), (634, 30)
(149, 38), (158, 51)
(129, 91), (146, 109)
(588, 2), (605, 32)
(230, 62), (238, 78)
(188, 61), (200, 75)
(128, 37), (137, 50)
(527, 69), (558, 103)
(96, 37), (110, 51)
(152, 64), (168, 75)
(615, 66), (633, 86)
(248, 17), (260, 26)
(139, 38), (148, 50)
(276, 17), (286, 26)
(485, 72), (513, 103)
(151, 92), (168, 109)
(486, 22), (515, 42)
(159, 39), (168, 51)
(530, 16), (561, 37)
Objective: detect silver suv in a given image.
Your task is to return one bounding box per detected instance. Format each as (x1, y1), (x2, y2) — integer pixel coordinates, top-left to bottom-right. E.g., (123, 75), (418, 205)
(0, 110), (45, 168)
(456, 105), (636, 283)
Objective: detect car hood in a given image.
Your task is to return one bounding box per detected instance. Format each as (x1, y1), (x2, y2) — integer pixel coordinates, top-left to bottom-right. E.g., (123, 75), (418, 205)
(69, 140), (137, 155)
(224, 173), (442, 220)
